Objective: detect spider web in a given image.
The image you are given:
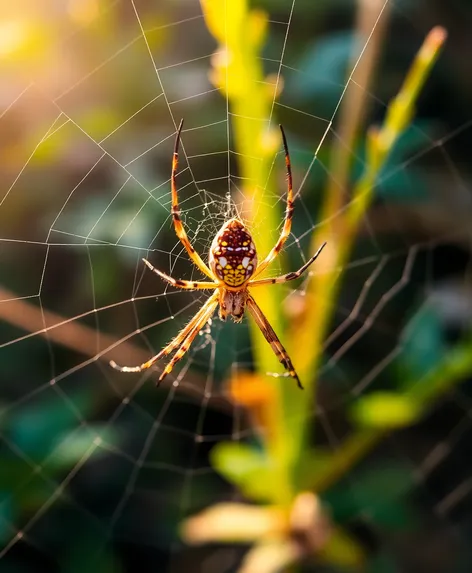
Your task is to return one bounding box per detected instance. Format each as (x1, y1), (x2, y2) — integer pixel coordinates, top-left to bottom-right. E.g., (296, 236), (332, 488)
(0, 0), (472, 571)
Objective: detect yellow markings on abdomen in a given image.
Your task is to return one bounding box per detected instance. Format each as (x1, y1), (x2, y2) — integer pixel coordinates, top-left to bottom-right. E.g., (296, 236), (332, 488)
(209, 219), (257, 288)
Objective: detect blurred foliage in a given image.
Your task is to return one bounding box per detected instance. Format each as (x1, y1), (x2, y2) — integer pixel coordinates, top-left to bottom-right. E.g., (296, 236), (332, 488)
(289, 31), (357, 114)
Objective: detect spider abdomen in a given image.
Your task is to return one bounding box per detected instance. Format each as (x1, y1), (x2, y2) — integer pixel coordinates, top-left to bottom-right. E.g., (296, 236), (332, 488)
(208, 218), (257, 287)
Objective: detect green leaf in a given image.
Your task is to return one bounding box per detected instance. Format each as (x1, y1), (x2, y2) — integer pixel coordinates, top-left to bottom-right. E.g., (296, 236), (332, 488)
(7, 391), (94, 461)
(367, 551), (398, 573)
(320, 526), (365, 569)
(352, 123), (433, 202)
(296, 448), (332, 490)
(42, 425), (116, 471)
(77, 107), (122, 142)
(377, 123), (433, 201)
(399, 303), (445, 382)
(0, 457), (37, 489)
(31, 130), (67, 164)
(210, 442), (278, 503)
(0, 404), (5, 432)
(351, 391), (423, 429)
(376, 167), (428, 202)
(325, 463), (415, 531)
(289, 32), (357, 113)
(0, 492), (16, 543)
(60, 184), (168, 252)
(60, 529), (122, 573)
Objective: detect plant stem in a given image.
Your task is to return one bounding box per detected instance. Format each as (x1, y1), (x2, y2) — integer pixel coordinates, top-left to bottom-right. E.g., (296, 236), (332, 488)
(289, 0), (392, 478)
(290, 24), (447, 484)
(201, 0), (295, 506)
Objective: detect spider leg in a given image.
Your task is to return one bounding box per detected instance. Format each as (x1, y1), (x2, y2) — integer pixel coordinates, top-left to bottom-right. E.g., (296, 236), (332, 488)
(158, 293), (219, 384)
(171, 119), (214, 279)
(246, 294), (303, 389)
(143, 259), (219, 290)
(248, 242), (327, 287)
(109, 292), (219, 373)
(252, 125), (294, 279)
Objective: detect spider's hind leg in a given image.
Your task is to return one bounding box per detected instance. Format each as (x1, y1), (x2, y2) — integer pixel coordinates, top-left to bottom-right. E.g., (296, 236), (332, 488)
(246, 293), (303, 389)
(159, 294), (219, 384)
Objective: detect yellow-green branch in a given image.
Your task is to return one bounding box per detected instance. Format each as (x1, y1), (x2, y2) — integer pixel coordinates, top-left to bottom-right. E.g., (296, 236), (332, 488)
(291, 25), (447, 477)
(201, 0), (296, 506)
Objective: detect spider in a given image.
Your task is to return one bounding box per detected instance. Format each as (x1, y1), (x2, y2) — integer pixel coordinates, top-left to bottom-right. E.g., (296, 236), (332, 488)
(110, 119), (326, 389)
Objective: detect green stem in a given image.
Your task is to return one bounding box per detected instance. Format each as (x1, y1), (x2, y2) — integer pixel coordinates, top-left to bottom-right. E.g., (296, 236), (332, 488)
(201, 0), (294, 506)
(291, 25), (447, 484)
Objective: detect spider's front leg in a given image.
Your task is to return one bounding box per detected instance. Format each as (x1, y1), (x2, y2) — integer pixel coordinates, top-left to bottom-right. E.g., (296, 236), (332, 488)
(142, 259), (219, 290)
(170, 119), (214, 280)
(248, 242), (327, 287)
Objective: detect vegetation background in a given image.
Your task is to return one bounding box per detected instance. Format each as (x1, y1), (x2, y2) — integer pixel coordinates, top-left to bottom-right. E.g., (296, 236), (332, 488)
(0, 0), (472, 572)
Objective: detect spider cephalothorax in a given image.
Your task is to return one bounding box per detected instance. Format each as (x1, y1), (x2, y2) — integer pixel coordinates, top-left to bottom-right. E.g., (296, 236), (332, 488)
(110, 119), (326, 389)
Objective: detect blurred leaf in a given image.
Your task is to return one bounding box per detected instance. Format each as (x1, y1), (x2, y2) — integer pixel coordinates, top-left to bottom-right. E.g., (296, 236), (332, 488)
(60, 529), (122, 573)
(377, 123), (433, 201)
(78, 107), (122, 142)
(399, 303), (445, 381)
(31, 127), (70, 165)
(376, 165), (428, 201)
(351, 391), (422, 429)
(60, 191), (168, 253)
(28, 120), (72, 166)
(211, 442), (279, 503)
(43, 424), (116, 471)
(0, 492), (16, 543)
(382, 121), (433, 161)
(320, 526), (365, 569)
(367, 552), (398, 573)
(325, 463), (415, 530)
(13, 479), (57, 513)
(0, 405), (5, 432)
(0, 457), (35, 489)
(296, 448), (332, 489)
(289, 142), (330, 201)
(352, 123), (434, 202)
(141, 15), (171, 52)
(289, 32), (356, 112)
(7, 391), (94, 461)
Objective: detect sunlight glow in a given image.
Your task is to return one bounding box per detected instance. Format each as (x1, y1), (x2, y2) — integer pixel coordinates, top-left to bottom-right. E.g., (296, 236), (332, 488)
(0, 20), (29, 58)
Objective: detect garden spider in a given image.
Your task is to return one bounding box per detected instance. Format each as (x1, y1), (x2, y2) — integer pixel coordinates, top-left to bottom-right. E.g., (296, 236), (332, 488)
(110, 119), (326, 389)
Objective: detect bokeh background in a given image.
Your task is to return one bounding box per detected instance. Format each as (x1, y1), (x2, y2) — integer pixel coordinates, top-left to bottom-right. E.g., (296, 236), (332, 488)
(1, 0), (472, 572)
